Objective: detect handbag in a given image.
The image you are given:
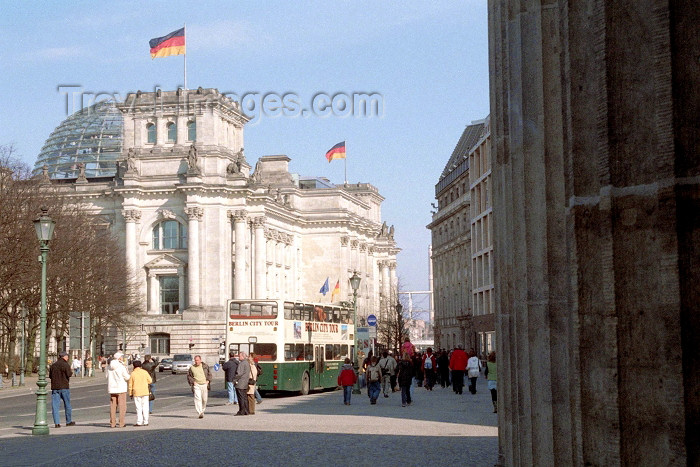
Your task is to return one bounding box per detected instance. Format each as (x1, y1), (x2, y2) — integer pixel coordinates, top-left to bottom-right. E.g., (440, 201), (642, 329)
(248, 378), (256, 386)
(149, 391), (155, 401)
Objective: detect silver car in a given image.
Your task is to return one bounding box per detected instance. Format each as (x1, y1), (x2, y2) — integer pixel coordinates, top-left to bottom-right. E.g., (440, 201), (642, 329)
(171, 354), (194, 374)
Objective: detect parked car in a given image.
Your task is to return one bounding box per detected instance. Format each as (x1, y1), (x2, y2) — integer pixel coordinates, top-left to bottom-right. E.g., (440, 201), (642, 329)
(158, 358), (173, 373)
(171, 354), (194, 374)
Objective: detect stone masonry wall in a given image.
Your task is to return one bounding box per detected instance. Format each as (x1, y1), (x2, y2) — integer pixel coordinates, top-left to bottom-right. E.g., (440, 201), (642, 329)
(488, 1), (699, 465)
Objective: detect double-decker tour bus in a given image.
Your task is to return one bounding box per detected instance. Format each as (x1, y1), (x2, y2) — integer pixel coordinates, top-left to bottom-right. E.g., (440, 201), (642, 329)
(225, 299), (354, 395)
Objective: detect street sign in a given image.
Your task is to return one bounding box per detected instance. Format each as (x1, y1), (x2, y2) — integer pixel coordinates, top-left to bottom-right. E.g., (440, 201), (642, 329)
(213, 363), (221, 372)
(367, 314), (377, 326)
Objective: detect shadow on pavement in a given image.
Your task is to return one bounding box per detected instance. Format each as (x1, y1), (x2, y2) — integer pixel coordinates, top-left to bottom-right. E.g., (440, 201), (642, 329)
(0, 428), (497, 467)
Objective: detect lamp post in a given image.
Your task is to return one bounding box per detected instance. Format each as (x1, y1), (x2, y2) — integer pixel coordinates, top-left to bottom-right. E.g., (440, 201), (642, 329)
(32, 207), (55, 436)
(20, 307), (27, 386)
(349, 271), (361, 395)
(396, 301), (403, 351)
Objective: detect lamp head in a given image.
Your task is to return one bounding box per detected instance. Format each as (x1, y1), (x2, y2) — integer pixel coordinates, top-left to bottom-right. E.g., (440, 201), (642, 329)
(33, 207), (55, 243)
(349, 271), (361, 292)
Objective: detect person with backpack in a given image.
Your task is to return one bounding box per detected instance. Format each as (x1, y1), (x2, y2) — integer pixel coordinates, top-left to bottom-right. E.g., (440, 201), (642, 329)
(422, 348), (437, 390)
(366, 356), (382, 404)
(378, 350), (397, 398)
(337, 357), (357, 405)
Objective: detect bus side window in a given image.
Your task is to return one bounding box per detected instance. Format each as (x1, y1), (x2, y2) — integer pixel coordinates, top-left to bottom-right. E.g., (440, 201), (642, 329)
(325, 344), (333, 361)
(333, 344), (341, 360)
(304, 344), (314, 361)
(341, 344), (348, 359)
(285, 344), (295, 361)
(296, 344), (305, 361)
(284, 302), (293, 320)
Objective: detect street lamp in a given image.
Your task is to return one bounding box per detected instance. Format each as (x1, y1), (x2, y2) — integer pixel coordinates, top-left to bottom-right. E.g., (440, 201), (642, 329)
(32, 207), (55, 436)
(349, 271), (361, 395)
(396, 302), (403, 346)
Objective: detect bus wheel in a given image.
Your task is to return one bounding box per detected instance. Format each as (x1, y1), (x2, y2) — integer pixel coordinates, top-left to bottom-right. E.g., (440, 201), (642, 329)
(300, 371), (310, 396)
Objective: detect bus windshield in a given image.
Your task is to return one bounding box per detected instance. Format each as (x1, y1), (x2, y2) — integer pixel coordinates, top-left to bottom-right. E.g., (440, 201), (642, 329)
(229, 301), (277, 319)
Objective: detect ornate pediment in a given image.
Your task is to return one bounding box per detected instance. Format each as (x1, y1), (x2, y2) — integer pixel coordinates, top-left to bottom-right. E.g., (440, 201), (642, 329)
(144, 253), (186, 270)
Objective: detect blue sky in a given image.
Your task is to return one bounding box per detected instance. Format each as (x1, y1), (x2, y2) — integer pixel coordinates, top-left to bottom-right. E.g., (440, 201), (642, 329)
(0, 1), (489, 310)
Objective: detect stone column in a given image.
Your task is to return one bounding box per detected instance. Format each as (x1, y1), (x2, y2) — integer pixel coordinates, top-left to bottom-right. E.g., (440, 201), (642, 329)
(122, 209), (141, 276)
(252, 216), (267, 299)
(380, 260), (390, 320)
(185, 206), (203, 308)
(178, 267), (186, 313)
(389, 260), (397, 301)
(340, 236), (349, 284)
(229, 210), (248, 299)
(488, 1), (700, 465)
(148, 272), (158, 314)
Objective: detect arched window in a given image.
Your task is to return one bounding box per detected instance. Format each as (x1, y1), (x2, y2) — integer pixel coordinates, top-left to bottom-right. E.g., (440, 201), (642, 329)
(187, 120), (196, 141)
(149, 333), (171, 353)
(166, 122), (177, 142)
(146, 123), (156, 144)
(152, 220), (187, 250)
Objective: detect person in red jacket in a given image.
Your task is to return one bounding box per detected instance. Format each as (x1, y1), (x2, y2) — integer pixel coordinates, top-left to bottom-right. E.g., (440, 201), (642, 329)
(449, 345), (469, 395)
(337, 357), (357, 405)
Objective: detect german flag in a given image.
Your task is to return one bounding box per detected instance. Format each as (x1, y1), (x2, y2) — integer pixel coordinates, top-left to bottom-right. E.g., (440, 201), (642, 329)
(325, 141), (346, 162)
(149, 28), (185, 59)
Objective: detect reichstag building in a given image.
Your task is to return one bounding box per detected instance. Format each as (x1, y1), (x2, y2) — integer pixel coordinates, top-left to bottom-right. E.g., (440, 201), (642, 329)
(34, 88), (399, 362)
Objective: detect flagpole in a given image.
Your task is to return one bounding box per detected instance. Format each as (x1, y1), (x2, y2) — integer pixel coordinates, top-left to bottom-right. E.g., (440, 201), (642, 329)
(183, 23), (188, 90)
(344, 140), (348, 185)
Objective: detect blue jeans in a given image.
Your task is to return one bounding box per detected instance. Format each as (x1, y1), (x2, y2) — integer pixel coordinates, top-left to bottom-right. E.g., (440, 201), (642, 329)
(51, 389), (72, 425)
(343, 386), (353, 404)
(368, 381), (381, 401)
(148, 383), (155, 412)
(226, 382), (238, 403)
(255, 388), (262, 403)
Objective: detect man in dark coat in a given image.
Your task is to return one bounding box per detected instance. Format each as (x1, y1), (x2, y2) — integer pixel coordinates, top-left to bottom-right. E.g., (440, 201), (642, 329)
(49, 351), (75, 428)
(141, 354), (159, 413)
(222, 351), (239, 405)
(233, 352), (251, 415)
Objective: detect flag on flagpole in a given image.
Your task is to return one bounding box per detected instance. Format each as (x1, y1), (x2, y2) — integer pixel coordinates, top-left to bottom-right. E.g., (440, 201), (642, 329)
(325, 141), (346, 162)
(149, 27), (186, 59)
(331, 279), (340, 302)
(319, 278), (330, 296)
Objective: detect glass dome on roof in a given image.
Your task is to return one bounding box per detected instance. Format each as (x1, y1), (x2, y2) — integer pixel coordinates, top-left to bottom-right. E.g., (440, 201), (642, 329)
(33, 100), (123, 179)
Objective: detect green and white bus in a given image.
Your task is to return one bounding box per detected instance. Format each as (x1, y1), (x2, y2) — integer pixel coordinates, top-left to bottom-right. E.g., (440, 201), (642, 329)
(225, 299), (355, 395)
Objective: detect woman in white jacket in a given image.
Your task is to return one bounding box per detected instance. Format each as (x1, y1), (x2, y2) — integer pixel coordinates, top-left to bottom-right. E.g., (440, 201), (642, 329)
(106, 352), (130, 428)
(466, 351), (481, 395)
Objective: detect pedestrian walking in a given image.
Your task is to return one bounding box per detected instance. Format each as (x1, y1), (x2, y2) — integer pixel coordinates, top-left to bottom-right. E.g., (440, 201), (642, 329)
(141, 354), (159, 414)
(413, 353), (424, 388)
(366, 356), (382, 404)
(85, 356), (92, 377)
(128, 360), (152, 426)
(401, 337), (415, 359)
(485, 351), (497, 412)
(234, 352), (251, 415)
(422, 348), (437, 390)
(72, 356), (82, 378)
(337, 357), (357, 405)
(378, 350), (397, 398)
(247, 354), (259, 415)
(438, 350), (450, 388)
(187, 355), (212, 419)
(449, 345), (468, 395)
(48, 351), (75, 428)
(467, 349), (481, 394)
(222, 351), (239, 406)
(252, 353), (264, 404)
(106, 352), (130, 428)
(397, 352), (415, 407)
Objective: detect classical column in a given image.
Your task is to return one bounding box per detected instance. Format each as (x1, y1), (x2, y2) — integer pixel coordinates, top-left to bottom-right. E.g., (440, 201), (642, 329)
(381, 260), (390, 320)
(252, 216), (267, 299)
(389, 260), (397, 300)
(229, 210), (249, 299)
(148, 272), (158, 314)
(178, 267), (186, 313)
(122, 209), (141, 276)
(340, 236), (350, 282)
(185, 206), (203, 308)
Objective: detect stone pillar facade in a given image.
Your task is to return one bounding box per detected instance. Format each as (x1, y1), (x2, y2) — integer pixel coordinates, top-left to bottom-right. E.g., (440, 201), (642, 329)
(253, 216), (267, 299)
(488, 1), (699, 465)
(185, 206), (203, 308)
(122, 209), (140, 275)
(229, 210), (248, 299)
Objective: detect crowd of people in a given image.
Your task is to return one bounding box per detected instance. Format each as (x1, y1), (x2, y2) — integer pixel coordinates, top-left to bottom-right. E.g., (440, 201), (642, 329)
(352, 338), (498, 412)
(46, 338), (497, 429)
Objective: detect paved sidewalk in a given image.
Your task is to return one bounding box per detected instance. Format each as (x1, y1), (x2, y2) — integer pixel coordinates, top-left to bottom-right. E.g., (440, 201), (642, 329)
(0, 376), (498, 466)
(0, 373), (105, 398)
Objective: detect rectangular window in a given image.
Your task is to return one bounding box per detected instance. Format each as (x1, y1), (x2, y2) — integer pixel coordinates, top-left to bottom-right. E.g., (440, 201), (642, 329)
(284, 344), (295, 361)
(304, 344), (314, 361)
(228, 302), (278, 319)
(325, 344), (333, 361)
(149, 334), (170, 354)
(159, 276), (179, 314)
(163, 222), (178, 249)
